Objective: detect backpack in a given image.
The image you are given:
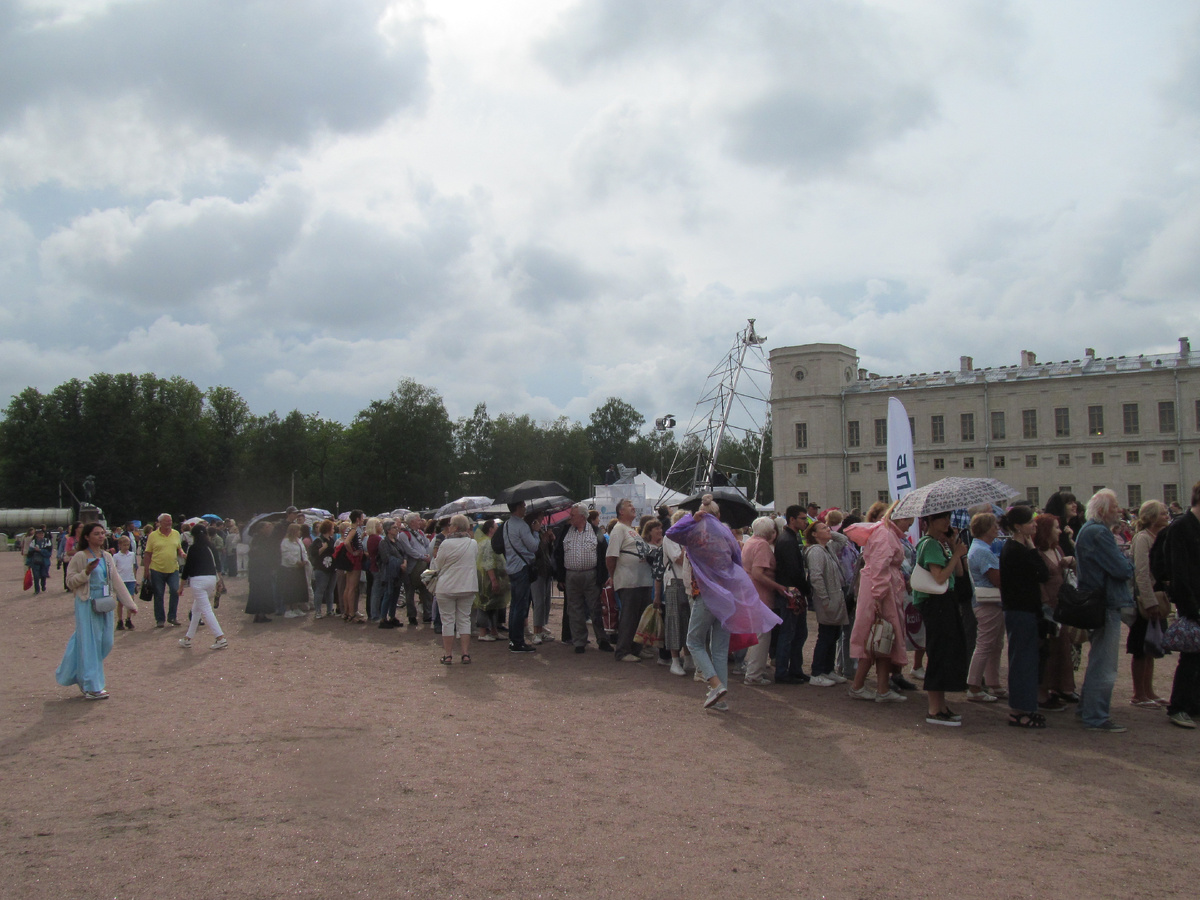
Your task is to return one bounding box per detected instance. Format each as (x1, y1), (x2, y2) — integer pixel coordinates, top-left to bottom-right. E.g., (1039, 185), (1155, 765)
(490, 521), (506, 555)
(1150, 525), (1172, 588)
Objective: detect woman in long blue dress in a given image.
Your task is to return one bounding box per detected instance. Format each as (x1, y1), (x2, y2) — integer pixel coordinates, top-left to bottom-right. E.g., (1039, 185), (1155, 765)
(55, 522), (138, 700)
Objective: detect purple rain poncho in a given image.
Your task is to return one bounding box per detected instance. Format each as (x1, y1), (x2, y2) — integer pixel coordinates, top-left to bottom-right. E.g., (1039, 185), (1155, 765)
(665, 514), (783, 635)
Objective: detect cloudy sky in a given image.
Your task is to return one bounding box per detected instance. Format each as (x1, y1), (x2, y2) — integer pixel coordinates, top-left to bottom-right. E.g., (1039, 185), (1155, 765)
(2, 0), (1198, 430)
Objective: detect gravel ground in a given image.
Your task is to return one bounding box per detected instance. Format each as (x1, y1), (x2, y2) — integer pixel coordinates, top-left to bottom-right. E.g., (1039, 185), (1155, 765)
(2, 551), (1197, 899)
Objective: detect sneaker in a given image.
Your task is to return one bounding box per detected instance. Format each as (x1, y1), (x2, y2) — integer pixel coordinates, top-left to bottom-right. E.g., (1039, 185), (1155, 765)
(827, 673), (848, 684)
(966, 690), (998, 703)
(508, 644), (536, 653)
(703, 685), (728, 709)
(83, 690), (110, 700)
(670, 659), (686, 676)
(283, 610), (303, 618)
(1168, 711), (1197, 729)
(618, 654), (641, 663)
(479, 634), (498, 642)
(711, 700), (729, 711)
(808, 675), (837, 687)
(875, 690), (908, 703)
(531, 633), (544, 645)
(313, 612), (324, 619)
(744, 674), (773, 685)
(926, 711), (961, 727)
(911, 667), (927, 679)
(178, 637), (192, 648)
(116, 620), (125, 631)
(1085, 720), (1127, 733)
(155, 622), (165, 629)
(125, 620), (133, 630)
(848, 686), (877, 701)
(694, 669), (707, 682)
(210, 637), (228, 650)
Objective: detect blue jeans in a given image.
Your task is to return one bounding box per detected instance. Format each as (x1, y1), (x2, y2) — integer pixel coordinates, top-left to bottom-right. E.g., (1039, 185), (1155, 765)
(381, 577), (401, 622)
(150, 569), (180, 623)
(367, 571), (385, 620)
(774, 605), (808, 680)
(312, 569), (336, 615)
(508, 567), (532, 648)
(686, 593), (730, 687)
(1005, 610), (1039, 714)
(1079, 607), (1123, 727)
(30, 561), (49, 594)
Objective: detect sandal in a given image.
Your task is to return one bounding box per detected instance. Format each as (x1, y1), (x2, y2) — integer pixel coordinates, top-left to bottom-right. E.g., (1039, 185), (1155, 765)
(461, 654), (472, 665)
(1008, 712), (1046, 729)
(440, 655), (453, 666)
(1130, 699), (1160, 709)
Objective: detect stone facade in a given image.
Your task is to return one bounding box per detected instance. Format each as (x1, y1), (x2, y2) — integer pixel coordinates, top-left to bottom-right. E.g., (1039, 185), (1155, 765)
(770, 339), (1200, 513)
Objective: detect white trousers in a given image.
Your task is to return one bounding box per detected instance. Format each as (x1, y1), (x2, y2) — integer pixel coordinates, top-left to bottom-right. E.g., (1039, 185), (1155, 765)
(185, 575), (224, 640)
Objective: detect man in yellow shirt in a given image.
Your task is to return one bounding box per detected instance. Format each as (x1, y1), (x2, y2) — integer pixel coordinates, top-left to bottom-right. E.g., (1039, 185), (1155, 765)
(142, 513), (185, 627)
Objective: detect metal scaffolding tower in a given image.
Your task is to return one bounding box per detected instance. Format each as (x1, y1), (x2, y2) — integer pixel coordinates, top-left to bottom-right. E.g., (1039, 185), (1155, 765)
(658, 319), (771, 504)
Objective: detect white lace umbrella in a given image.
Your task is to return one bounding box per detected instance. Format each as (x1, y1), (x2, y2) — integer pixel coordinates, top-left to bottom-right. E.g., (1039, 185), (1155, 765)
(890, 477), (1019, 519)
(434, 496), (494, 518)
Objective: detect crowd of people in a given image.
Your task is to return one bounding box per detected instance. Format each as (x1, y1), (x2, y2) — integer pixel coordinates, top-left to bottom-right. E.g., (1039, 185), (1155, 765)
(32, 482), (1200, 731)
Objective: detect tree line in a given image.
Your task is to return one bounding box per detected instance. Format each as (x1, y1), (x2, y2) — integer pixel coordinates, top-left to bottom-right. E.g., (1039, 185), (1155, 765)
(0, 373), (772, 523)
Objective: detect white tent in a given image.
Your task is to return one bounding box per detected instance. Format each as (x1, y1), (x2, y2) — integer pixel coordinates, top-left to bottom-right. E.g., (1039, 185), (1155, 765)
(582, 472), (689, 508)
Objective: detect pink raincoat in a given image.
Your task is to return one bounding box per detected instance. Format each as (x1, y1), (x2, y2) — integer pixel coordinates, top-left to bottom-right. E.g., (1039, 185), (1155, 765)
(844, 519), (910, 666)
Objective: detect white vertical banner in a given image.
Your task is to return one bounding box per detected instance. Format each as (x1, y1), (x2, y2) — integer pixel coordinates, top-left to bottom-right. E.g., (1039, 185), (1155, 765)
(887, 396), (915, 505)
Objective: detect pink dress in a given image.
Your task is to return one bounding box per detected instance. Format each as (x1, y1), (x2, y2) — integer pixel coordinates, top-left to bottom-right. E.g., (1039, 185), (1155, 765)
(845, 520), (910, 666)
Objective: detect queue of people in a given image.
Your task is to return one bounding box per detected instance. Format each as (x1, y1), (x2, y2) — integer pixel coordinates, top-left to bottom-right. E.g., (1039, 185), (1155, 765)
(39, 483), (1200, 732)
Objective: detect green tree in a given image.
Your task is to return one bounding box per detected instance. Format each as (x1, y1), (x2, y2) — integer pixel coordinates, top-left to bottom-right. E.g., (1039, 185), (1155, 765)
(0, 387), (57, 508)
(454, 403), (494, 496)
(585, 398), (644, 479)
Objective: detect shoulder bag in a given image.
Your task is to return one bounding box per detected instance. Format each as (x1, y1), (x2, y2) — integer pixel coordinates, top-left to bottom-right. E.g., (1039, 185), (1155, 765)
(1054, 579), (1106, 630)
(909, 538), (949, 595)
(869, 616), (895, 656)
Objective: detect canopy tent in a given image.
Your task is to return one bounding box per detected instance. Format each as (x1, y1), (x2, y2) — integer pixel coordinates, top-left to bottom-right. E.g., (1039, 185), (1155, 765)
(583, 471), (689, 508)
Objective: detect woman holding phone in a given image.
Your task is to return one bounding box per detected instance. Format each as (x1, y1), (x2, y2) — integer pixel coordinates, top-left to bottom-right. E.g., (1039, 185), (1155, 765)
(55, 522), (138, 700)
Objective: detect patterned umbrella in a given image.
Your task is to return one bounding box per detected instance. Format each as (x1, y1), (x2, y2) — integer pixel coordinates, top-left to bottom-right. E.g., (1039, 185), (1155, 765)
(890, 477), (1020, 519)
(434, 496), (494, 518)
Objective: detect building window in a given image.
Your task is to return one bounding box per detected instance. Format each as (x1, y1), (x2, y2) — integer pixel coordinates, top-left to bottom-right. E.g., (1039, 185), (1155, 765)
(1159, 401), (1176, 434)
(1127, 484), (1142, 508)
(994, 455), (1006, 469)
(1022, 409), (1038, 439)
(1025, 454), (1038, 468)
(1088, 405), (1104, 436)
(1027, 487), (1040, 507)
(960, 413), (975, 442)
(797, 463), (808, 475)
(877, 460), (887, 473)
(1058, 485), (1073, 494)
(850, 490), (862, 510)
(1126, 450), (1139, 464)
(963, 456), (975, 470)
(931, 415), (945, 444)
(934, 458), (945, 470)
(1058, 453), (1070, 466)
(1123, 402), (1139, 435)
(795, 422), (808, 449)
(1163, 449), (1176, 463)
(1164, 484), (1179, 505)
(797, 492), (809, 508)
(1093, 485), (1105, 495)
(991, 411), (1006, 440)
(850, 461), (860, 474)
(874, 418), (887, 446)
(847, 420), (860, 448)
(877, 490), (890, 503)
(1055, 407), (1070, 438)
(1091, 452), (1104, 465)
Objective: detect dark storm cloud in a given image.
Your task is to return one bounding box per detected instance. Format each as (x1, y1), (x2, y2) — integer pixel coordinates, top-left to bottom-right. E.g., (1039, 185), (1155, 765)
(722, 86), (935, 175)
(0, 0), (429, 149)
(501, 243), (608, 310)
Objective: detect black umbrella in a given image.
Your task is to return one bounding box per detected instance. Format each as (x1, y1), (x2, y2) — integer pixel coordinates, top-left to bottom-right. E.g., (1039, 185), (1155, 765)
(678, 487), (758, 530)
(493, 480), (572, 505)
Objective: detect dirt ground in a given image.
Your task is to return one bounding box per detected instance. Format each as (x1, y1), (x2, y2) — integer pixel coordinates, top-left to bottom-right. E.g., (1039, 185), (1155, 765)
(1, 551), (1197, 900)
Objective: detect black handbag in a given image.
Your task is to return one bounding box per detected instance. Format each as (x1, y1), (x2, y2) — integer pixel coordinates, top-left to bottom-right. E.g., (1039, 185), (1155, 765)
(138, 579), (154, 602)
(1054, 581), (1106, 630)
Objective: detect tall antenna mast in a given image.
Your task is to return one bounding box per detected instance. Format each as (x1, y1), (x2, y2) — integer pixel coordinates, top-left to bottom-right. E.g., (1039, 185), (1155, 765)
(659, 319), (771, 503)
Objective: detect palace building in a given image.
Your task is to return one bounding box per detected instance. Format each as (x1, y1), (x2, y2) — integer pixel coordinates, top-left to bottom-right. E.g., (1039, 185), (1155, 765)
(770, 338), (1200, 513)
